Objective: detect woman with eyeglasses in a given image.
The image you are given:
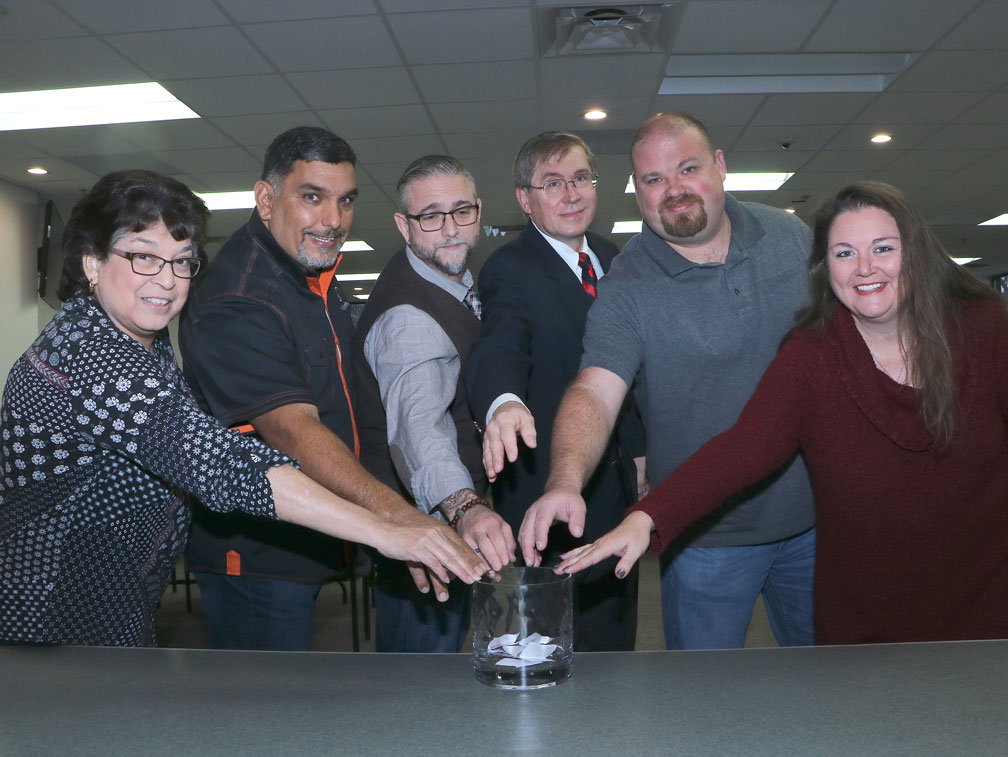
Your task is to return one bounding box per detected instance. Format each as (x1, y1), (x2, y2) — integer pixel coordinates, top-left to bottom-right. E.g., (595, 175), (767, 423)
(556, 181), (1008, 645)
(0, 170), (485, 647)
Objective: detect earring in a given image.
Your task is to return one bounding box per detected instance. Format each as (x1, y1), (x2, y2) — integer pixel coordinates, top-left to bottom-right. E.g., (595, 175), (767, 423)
(88, 280), (96, 293)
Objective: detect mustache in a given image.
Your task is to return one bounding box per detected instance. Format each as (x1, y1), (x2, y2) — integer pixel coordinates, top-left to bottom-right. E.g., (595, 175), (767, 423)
(661, 193), (703, 211)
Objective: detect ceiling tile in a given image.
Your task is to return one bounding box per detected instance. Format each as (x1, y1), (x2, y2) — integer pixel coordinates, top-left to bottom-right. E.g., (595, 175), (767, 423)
(540, 54), (667, 98)
(216, 0), (378, 22)
(319, 105), (437, 139)
(673, 0), (831, 53)
(413, 60), (536, 103)
(104, 27), (273, 79)
(650, 94), (766, 126)
(731, 123), (844, 153)
(956, 92), (1008, 123)
(388, 8), (533, 65)
(0, 37), (146, 90)
(20, 126), (144, 156)
(806, 0), (972, 51)
(853, 91), (986, 124)
(208, 112), (325, 148)
(917, 123), (1008, 151)
(351, 134), (447, 166)
(150, 147), (260, 174)
(243, 16), (401, 71)
(881, 148), (990, 173)
(0, 0), (88, 39)
(889, 50), (1008, 92)
(753, 93), (876, 126)
(164, 76), (307, 118)
(51, 0), (229, 33)
(109, 119), (236, 151)
(429, 100), (538, 133)
(288, 67), (420, 108)
(937, 0), (1008, 50)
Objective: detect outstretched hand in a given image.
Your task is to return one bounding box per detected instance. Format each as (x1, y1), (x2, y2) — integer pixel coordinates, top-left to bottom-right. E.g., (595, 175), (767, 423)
(518, 487), (586, 566)
(379, 517), (490, 601)
(554, 510), (655, 578)
(482, 401), (537, 482)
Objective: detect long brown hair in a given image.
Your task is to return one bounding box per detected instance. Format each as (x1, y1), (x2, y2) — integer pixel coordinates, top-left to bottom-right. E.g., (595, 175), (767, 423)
(792, 181), (998, 448)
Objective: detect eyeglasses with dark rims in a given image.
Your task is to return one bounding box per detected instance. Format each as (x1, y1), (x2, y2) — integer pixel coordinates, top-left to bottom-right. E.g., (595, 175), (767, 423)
(404, 203), (480, 232)
(109, 248), (202, 279)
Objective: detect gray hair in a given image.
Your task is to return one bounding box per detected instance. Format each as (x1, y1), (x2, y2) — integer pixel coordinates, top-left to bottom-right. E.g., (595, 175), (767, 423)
(396, 155), (476, 213)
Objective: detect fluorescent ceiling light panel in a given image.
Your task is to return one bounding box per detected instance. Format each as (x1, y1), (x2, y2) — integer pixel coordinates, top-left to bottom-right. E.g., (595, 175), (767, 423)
(341, 241), (374, 252)
(196, 191), (255, 210)
(0, 82), (199, 131)
(624, 172), (793, 193)
(659, 53), (917, 95)
(952, 257), (980, 265)
(979, 213), (1008, 226)
(612, 220), (642, 234)
(335, 272), (380, 281)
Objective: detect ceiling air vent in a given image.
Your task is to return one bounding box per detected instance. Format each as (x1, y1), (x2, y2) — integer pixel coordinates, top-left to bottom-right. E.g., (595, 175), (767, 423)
(538, 4), (681, 57)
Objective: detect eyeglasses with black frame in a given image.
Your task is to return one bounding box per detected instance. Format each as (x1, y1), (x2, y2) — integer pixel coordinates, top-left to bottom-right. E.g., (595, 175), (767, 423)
(526, 173), (598, 199)
(109, 248), (202, 279)
(404, 203), (480, 232)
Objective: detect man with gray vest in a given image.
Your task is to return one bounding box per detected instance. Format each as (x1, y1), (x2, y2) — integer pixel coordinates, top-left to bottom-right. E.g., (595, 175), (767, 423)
(353, 155), (516, 652)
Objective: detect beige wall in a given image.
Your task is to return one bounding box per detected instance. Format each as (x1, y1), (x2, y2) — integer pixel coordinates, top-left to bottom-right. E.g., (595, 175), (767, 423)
(0, 179), (41, 393)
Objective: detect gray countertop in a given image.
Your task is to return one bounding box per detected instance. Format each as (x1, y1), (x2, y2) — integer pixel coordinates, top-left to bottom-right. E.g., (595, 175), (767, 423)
(2, 641), (1006, 756)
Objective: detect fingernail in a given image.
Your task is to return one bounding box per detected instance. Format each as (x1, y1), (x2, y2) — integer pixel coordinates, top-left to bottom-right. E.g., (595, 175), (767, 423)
(616, 569), (626, 578)
(420, 585), (430, 593)
(536, 541), (543, 550)
(439, 592), (448, 601)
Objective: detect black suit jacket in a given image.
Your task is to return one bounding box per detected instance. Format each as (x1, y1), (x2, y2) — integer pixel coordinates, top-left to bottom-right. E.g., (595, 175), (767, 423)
(465, 222), (643, 552)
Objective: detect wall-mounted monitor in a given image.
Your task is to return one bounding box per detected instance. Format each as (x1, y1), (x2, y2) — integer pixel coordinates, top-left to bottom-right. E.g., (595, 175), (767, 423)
(992, 273), (1008, 296)
(37, 200), (66, 310)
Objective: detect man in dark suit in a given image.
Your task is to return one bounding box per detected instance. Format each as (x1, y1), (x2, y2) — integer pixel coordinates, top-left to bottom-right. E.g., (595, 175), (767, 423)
(465, 131), (644, 651)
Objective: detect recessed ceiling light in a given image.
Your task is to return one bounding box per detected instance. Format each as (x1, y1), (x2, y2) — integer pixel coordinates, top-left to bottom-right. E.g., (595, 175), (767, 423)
(979, 213), (1008, 226)
(27, 166), (47, 175)
(612, 220), (642, 234)
(785, 207), (796, 214)
(584, 109), (607, 120)
(353, 287), (363, 291)
(871, 133), (892, 144)
(0, 82), (198, 131)
(625, 172), (793, 193)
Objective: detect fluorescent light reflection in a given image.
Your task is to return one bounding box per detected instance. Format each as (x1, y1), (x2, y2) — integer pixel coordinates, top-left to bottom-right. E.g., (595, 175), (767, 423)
(0, 82), (199, 131)
(196, 191), (255, 210)
(335, 273), (380, 281)
(612, 220), (642, 234)
(979, 213), (1008, 226)
(624, 172), (793, 193)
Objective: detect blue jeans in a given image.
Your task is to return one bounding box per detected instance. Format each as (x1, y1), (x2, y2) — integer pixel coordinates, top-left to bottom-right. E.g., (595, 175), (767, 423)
(659, 528), (816, 650)
(194, 572), (321, 651)
(373, 557), (469, 653)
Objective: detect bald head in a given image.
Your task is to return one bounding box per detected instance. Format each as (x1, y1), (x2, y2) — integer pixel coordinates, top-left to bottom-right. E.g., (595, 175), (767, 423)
(631, 112), (715, 170)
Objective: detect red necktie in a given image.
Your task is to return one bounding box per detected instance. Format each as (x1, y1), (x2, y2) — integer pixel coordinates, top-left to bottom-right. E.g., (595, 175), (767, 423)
(578, 252), (597, 298)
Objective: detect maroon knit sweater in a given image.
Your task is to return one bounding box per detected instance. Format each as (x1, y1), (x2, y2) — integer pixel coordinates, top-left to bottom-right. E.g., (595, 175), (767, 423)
(632, 298), (1008, 644)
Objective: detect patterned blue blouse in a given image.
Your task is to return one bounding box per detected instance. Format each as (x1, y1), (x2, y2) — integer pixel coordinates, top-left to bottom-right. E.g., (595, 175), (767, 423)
(0, 297), (290, 646)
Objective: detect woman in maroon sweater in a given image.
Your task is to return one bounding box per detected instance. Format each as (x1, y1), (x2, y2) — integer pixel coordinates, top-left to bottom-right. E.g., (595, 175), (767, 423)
(558, 181), (1008, 644)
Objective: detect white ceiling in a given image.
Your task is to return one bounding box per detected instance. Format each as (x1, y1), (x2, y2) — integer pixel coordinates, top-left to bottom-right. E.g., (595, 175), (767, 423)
(2, 0), (1007, 297)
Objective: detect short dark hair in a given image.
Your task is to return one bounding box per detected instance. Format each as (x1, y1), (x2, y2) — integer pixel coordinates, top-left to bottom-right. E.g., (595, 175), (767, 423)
(513, 131), (597, 189)
(793, 180), (999, 448)
(261, 126), (357, 189)
(59, 169), (209, 301)
(396, 155), (476, 213)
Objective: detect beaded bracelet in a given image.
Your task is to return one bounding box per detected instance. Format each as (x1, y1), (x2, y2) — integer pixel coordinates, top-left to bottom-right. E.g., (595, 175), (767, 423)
(449, 497), (490, 529)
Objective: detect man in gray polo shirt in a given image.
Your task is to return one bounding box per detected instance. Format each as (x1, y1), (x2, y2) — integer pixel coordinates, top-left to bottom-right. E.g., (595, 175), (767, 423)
(520, 111), (815, 650)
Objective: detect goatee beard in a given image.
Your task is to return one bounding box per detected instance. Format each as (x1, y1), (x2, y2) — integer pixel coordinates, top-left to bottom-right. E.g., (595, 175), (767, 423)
(660, 194), (707, 239)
